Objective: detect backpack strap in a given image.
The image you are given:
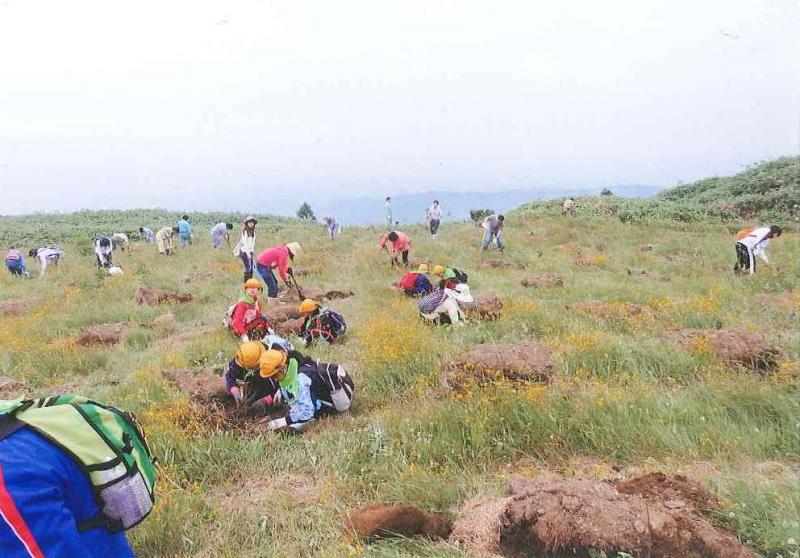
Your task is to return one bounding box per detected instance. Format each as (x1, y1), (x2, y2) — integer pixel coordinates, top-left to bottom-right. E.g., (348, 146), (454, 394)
(0, 416), (25, 442)
(78, 512), (124, 533)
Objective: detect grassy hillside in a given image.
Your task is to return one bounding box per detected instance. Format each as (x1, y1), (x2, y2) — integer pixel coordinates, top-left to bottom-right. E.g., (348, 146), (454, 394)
(0, 209), (292, 247)
(520, 156), (800, 224)
(0, 214), (798, 557)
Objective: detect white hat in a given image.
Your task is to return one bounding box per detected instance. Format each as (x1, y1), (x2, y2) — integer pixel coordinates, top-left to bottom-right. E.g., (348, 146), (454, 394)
(286, 242), (301, 256)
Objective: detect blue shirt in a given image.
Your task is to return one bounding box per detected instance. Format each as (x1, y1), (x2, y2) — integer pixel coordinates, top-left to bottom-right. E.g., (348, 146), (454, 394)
(177, 219), (192, 236)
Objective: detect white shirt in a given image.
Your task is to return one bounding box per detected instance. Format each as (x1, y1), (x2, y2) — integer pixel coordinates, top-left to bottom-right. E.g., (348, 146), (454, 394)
(234, 231), (256, 255)
(738, 227), (771, 254)
(427, 204), (441, 220)
(211, 222), (228, 235)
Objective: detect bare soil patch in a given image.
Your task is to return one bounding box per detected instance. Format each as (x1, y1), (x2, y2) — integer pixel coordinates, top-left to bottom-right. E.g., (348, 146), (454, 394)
(451, 475), (757, 558)
(0, 376), (25, 398)
(273, 317), (304, 338)
(613, 472), (718, 510)
(0, 298), (39, 316)
(149, 312), (176, 328)
(135, 286), (193, 305)
(520, 274), (564, 289)
(279, 287), (354, 304)
(76, 322), (129, 346)
(462, 293), (503, 321)
(444, 341), (555, 391)
(663, 328), (781, 371)
(346, 505), (452, 541)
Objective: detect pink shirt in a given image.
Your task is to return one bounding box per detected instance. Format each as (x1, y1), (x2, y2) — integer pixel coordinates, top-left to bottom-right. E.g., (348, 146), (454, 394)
(379, 232), (410, 253)
(256, 245), (291, 281)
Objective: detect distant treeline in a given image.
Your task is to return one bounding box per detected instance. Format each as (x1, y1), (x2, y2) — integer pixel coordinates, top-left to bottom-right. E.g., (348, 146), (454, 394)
(0, 209), (292, 247)
(519, 156), (800, 224)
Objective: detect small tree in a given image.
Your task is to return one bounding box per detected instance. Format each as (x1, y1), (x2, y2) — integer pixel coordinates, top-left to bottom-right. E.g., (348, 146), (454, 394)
(470, 208), (494, 225)
(600, 188), (614, 196)
(297, 202), (316, 220)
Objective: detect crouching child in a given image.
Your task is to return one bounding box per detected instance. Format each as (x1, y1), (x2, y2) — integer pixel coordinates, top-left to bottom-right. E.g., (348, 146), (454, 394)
(223, 336), (294, 411)
(298, 299), (346, 346)
(254, 346), (355, 433)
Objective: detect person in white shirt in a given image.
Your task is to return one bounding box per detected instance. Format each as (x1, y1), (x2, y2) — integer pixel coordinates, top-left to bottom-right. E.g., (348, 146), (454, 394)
(427, 200), (442, 237)
(233, 215), (258, 281)
(562, 197), (576, 216)
(29, 247), (64, 277)
(94, 236), (114, 268)
(734, 225), (782, 276)
(384, 196), (393, 227)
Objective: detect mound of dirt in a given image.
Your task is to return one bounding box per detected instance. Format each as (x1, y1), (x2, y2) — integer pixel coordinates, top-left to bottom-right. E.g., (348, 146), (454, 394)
(279, 287), (354, 304)
(346, 505), (452, 541)
(135, 286), (193, 305)
(614, 472), (718, 510)
(451, 475), (757, 558)
(150, 313), (176, 328)
(462, 294), (503, 320)
(0, 298), (39, 316)
(181, 272), (216, 284)
(165, 368), (228, 403)
(445, 341), (555, 391)
(663, 328), (781, 371)
(264, 306), (303, 323)
(76, 323), (128, 346)
(481, 260), (526, 270)
(273, 317), (304, 338)
(520, 274), (564, 289)
(567, 300), (652, 320)
(0, 376), (25, 398)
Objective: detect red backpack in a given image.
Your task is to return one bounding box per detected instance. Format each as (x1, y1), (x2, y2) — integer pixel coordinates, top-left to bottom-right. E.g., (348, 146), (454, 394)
(398, 272), (419, 291)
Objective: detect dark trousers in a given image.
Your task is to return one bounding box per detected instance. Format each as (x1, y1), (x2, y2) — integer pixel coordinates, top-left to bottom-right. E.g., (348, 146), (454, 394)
(256, 263), (279, 297)
(240, 252), (254, 280)
(401, 250), (409, 265)
(734, 242), (753, 274)
(429, 219), (440, 235)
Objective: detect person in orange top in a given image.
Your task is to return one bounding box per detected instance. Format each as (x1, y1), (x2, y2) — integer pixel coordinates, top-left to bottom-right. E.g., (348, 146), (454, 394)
(229, 279), (271, 341)
(379, 231), (410, 266)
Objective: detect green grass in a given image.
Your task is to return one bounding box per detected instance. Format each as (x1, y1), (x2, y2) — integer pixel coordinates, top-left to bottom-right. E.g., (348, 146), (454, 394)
(0, 210), (798, 557)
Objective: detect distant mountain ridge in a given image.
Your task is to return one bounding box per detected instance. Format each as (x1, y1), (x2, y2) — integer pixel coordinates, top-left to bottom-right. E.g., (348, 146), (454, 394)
(312, 185), (662, 226)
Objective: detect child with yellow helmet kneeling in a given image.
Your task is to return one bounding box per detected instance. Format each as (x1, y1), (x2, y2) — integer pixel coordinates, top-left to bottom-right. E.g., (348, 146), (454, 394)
(256, 345), (355, 432)
(298, 299), (347, 347)
(224, 335), (293, 410)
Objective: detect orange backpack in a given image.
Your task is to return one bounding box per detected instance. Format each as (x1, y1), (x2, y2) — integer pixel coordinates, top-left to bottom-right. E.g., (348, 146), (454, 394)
(735, 227), (754, 240)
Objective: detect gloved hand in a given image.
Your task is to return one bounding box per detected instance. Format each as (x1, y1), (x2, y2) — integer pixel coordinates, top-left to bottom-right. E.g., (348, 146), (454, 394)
(250, 394), (274, 411)
(267, 417), (287, 431)
(229, 386), (244, 404)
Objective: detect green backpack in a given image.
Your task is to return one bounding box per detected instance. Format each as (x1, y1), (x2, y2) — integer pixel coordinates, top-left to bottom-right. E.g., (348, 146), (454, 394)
(0, 395), (157, 532)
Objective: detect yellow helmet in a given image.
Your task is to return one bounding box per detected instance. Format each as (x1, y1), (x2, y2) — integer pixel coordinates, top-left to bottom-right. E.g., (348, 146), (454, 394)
(432, 265), (445, 277)
(235, 341), (264, 368)
(299, 299), (319, 314)
(259, 349), (288, 378)
(417, 263), (429, 274)
(243, 278), (262, 291)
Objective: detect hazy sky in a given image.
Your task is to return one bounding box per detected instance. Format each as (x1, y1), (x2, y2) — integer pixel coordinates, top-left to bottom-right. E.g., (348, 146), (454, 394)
(0, 0), (797, 214)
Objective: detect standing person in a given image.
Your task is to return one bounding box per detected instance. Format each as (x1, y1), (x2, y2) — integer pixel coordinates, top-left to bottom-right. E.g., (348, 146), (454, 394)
(247, 345), (355, 432)
(481, 214), (505, 252)
(427, 200), (442, 238)
(379, 231), (410, 266)
(233, 216), (258, 281)
(155, 226), (178, 256)
(228, 279), (271, 342)
(384, 196), (393, 227)
(210, 221), (233, 249)
(28, 247), (63, 276)
(5, 248), (28, 277)
(177, 215), (193, 247)
(322, 215), (340, 241)
(256, 242), (301, 303)
(0, 395), (157, 558)
(94, 236), (114, 268)
(139, 227), (156, 244)
(562, 197), (576, 216)
(734, 225), (782, 276)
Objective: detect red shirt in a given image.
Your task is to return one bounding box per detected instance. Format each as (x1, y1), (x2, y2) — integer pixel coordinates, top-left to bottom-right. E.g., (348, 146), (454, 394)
(379, 232), (410, 253)
(230, 298), (269, 336)
(256, 245), (291, 281)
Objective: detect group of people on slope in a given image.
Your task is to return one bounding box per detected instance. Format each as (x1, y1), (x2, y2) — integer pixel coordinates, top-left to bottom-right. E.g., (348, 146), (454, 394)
(394, 262), (473, 325)
(4, 246), (64, 277)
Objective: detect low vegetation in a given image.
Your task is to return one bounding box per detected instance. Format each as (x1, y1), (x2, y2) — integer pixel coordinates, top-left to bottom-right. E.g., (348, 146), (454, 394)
(0, 192), (798, 556)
